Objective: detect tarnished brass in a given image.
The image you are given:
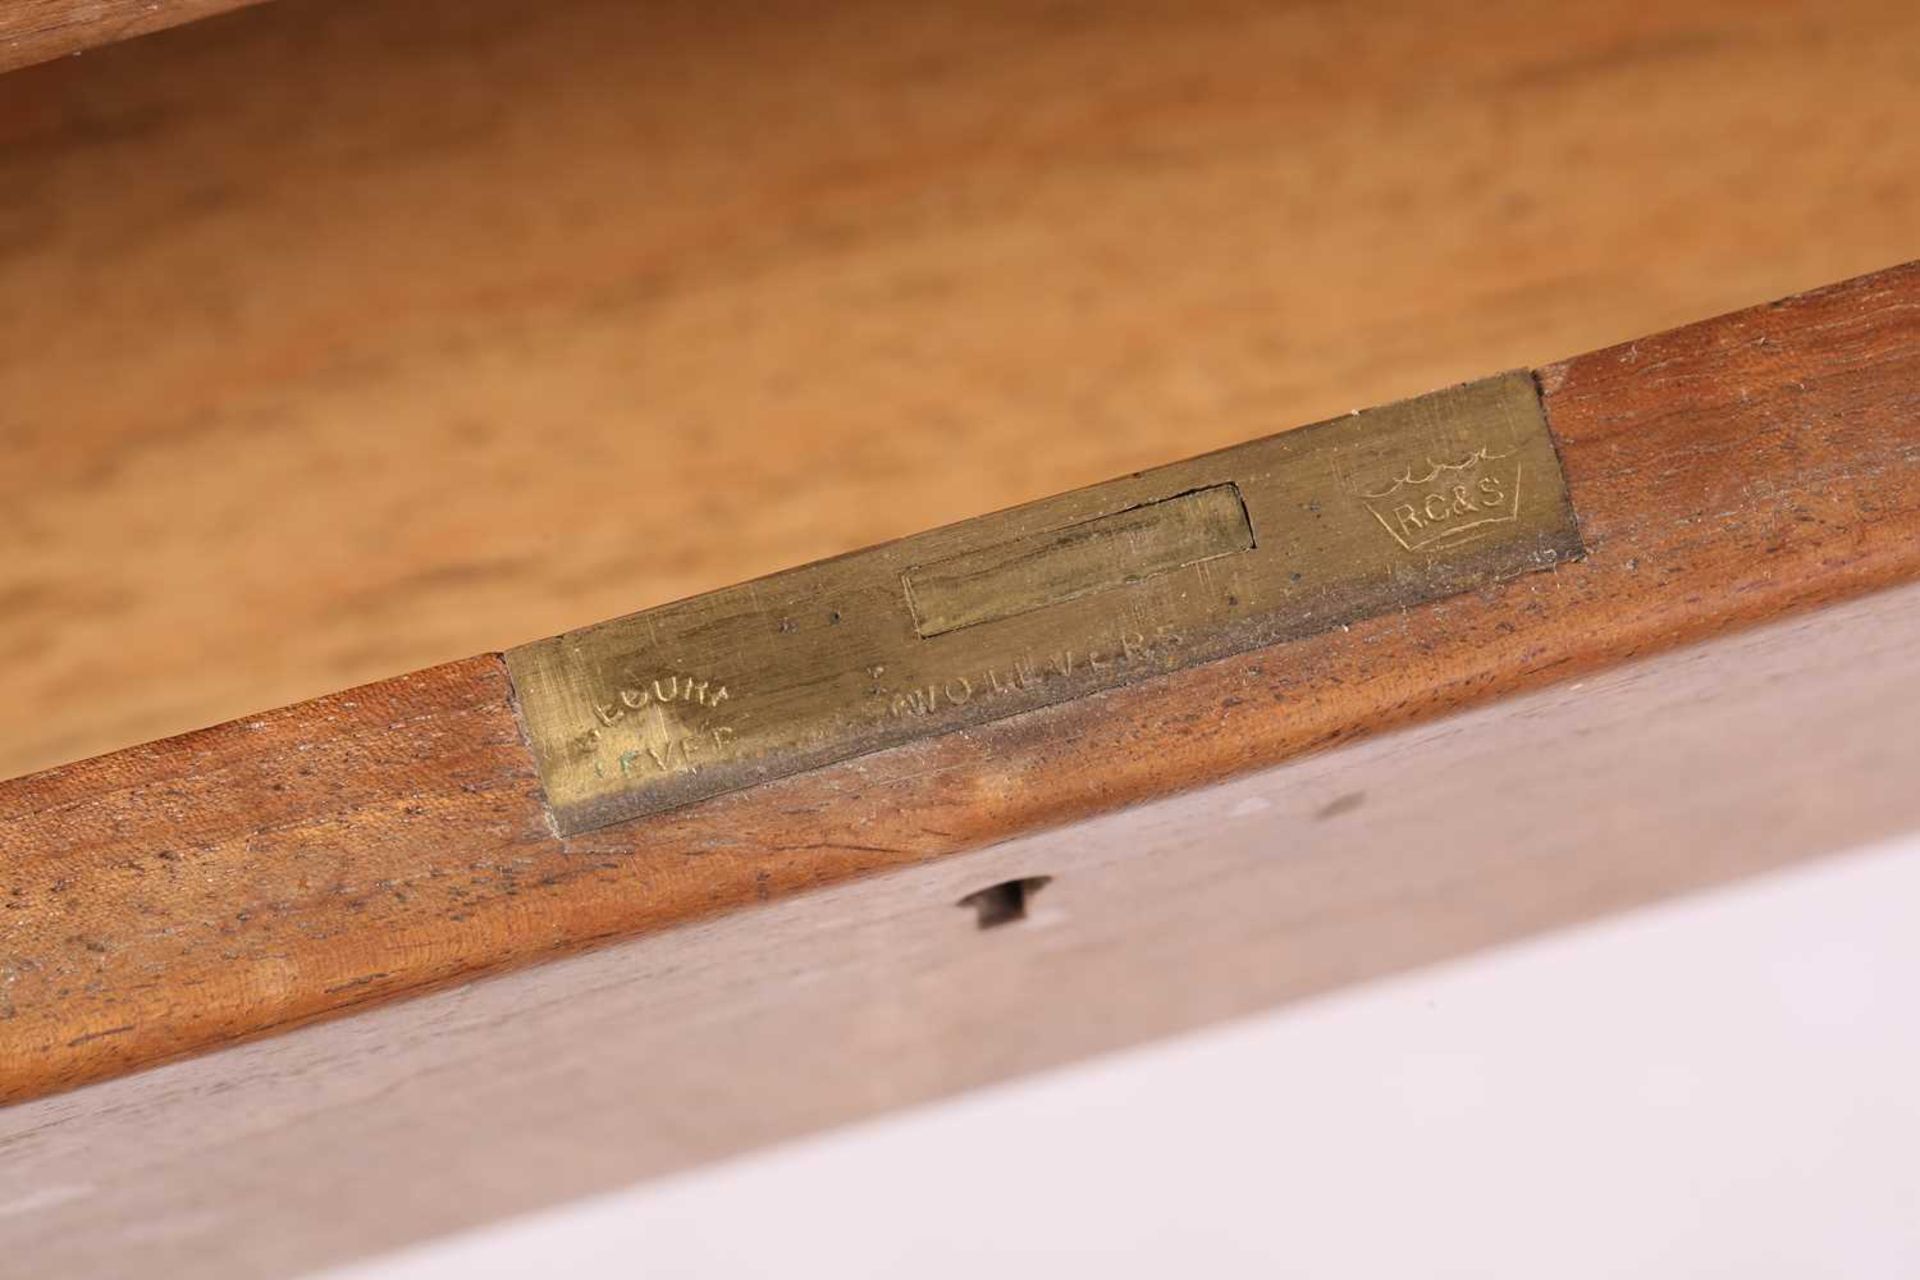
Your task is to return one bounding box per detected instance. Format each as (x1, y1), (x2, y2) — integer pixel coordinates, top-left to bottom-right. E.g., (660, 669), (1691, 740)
(904, 483), (1256, 638)
(507, 371), (1583, 834)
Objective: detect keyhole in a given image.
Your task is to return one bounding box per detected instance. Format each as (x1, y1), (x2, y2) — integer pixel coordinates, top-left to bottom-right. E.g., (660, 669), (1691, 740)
(958, 876), (1051, 929)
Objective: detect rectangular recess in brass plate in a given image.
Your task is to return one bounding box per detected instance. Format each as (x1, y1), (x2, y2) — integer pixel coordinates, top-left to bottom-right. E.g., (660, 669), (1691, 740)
(904, 483), (1255, 638)
(506, 370), (1584, 835)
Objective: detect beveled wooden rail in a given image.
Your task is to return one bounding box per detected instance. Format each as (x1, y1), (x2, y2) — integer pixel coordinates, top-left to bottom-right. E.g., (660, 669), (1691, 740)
(4, 261), (1917, 1106)
(0, 0), (264, 72)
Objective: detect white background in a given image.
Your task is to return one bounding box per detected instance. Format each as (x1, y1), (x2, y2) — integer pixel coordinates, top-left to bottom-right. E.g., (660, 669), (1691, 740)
(325, 833), (1920, 1279)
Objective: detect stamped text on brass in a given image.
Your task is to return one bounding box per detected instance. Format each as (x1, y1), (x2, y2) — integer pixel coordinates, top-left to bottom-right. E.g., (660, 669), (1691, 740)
(506, 371), (1584, 834)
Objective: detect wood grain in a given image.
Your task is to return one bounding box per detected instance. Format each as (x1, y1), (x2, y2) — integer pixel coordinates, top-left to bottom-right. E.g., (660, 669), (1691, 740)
(0, 0), (261, 72)
(3, 262), (1917, 1105)
(7, 579), (1920, 1280)
(2, 0), (1916, 782)
(1, 4), (1913, 1263)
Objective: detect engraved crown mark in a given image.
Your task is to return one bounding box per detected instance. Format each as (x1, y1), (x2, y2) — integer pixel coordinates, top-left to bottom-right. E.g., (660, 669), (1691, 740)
(1349, 445), (1523, 553)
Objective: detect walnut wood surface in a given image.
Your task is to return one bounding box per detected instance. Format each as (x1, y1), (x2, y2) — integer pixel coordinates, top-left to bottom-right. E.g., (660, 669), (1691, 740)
(3, 262), (1917, 1105)
(7, 580), (1920, 1280)
(3, 0), (1920, 1106)
(0, 0), (260, 72)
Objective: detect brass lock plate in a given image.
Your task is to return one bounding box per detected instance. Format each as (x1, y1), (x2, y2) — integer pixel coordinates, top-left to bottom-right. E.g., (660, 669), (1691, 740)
(506, 371), (1582, 834)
